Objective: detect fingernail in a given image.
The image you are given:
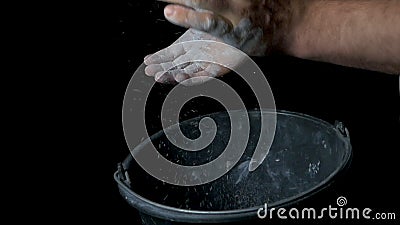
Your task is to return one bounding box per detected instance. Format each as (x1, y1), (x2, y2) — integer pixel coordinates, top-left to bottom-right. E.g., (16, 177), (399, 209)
(144, 54), (151, 63)
(144, 66), (152, 76)
(164, 6), (174, 17)
(174, 73), (186, 82)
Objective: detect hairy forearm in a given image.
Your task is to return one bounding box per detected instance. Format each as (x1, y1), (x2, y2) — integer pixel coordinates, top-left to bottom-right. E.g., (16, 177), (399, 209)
(281, 0), (400, 74)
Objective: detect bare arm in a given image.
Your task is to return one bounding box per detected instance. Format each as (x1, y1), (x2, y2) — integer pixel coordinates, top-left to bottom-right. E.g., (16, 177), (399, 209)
(286, 0), (400, 74)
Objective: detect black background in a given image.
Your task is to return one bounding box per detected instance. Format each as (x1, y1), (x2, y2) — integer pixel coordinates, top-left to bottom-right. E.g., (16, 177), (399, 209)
(107, 1), (399, 224)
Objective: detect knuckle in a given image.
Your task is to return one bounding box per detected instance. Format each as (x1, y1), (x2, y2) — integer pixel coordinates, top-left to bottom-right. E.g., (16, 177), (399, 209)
(203, 14), (216, 30)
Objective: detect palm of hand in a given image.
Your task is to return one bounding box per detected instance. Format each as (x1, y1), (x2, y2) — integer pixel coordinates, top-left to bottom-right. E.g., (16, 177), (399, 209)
(144, 29), (233, 85)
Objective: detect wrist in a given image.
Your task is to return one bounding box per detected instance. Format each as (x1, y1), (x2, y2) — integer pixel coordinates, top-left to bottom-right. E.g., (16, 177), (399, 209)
(265, 0), (311, 56)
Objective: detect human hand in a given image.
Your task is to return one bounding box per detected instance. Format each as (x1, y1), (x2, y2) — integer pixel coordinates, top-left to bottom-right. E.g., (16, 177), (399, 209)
(144, 29), (238, 85)
(159, 0), (293, 56)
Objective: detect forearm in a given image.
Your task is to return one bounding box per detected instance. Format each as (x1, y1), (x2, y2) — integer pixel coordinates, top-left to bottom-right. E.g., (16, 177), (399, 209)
(281, 0), (400, 74)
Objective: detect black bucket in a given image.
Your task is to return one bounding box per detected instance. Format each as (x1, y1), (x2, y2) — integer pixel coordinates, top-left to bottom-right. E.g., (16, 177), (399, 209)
(114, 110), (352, 224)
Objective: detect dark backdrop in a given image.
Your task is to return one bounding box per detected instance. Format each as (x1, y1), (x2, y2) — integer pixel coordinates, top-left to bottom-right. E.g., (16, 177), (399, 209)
(108, 1), (399, 224)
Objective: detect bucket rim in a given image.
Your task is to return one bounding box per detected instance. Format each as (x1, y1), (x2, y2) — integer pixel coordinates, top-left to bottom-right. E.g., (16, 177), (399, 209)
(114, 109), (353, 222)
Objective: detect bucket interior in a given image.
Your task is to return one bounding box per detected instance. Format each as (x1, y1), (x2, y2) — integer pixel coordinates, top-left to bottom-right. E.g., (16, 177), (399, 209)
(123, 110), (351, 211)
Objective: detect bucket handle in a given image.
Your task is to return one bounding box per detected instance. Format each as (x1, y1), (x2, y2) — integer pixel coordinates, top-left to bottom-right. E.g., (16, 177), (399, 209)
(117, 162), (131, 188)
(334, 121), (350, 138)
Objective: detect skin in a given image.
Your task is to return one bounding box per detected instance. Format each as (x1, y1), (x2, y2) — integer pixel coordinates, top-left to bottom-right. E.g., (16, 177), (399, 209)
(144, 29), (231, 84)
(145, 0), (400, 83)
(145, 27), (264, 85)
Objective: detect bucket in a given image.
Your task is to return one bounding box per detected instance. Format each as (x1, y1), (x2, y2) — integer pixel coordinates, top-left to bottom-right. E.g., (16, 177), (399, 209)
(114, 110), (352, 224)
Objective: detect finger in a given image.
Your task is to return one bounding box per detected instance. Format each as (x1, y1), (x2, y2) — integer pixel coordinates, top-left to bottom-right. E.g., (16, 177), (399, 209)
(233, 18), (253, 41)
(170, 70), (209, 86)
(175, 57), (230, 78)
(168, 50), (197, 70)
(154, 71), (177, 83)
(164, 4), (233, 36)
(240, 28), (266, 56)
(173, 73), (190, 83)
(182, 62), (205, 74)
(145, 61), (191, 76)
(158, 0), (228, 12)
(144, 43), (186, 65)
(146, 53), (196, 77)
(193, 63), (222, 77)
(159, 61), (177, 71)
(204, 63), (222, 77)
(213, 66), (230, 77)
(143, 54), (152, 62)
(145, 64), (163, 76)
(180, 64), (230, 86)
(181, 64), (220, 86)
(194, 63), (230, 77)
